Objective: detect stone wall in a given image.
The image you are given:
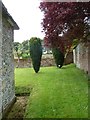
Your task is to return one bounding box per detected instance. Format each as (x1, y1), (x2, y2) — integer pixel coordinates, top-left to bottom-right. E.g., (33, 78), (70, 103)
(14, 52), (73, 68)
(1, 15), (15, 116)
(14, 58), (56, 68)
(88, 46), (90, 76)
(0, 1), (2, 119)
(73, 42), (90, 75)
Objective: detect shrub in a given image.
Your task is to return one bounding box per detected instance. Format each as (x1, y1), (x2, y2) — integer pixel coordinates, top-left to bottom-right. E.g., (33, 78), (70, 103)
(29, 37), (42, 73)
(22, 53), (30, 59)
(52, 48), (64, 68)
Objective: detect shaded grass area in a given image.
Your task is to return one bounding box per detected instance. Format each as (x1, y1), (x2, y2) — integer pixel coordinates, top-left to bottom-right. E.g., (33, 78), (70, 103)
(15, 86), (32, 96)
(15, 64), (88, 118)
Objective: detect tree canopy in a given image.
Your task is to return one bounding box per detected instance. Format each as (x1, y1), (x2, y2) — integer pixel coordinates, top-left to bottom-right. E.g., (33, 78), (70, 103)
(40, 2), (90, 54)
(14, 41), (30, 59)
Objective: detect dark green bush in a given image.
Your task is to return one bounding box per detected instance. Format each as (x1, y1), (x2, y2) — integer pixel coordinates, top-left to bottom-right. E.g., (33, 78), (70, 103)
(52, 48), (64, 68)
(29, 37), (42, 73)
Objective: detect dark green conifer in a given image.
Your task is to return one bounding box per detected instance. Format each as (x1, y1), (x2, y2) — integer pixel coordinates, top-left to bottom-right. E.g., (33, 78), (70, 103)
(30, 37), (42, 73)
(52, 48), (64, 68)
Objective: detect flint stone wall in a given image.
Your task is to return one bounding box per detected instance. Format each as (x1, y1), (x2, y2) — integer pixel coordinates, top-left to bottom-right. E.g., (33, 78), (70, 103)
(14, 52), (73, 68)
(0, 13), (15, 119)
(0, 2), (2, 119)
(73, 42), (90, 75)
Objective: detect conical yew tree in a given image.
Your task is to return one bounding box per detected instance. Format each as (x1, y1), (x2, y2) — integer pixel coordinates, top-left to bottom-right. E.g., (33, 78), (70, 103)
(29, 37), (42, 73)
(52, 48), (64, 68)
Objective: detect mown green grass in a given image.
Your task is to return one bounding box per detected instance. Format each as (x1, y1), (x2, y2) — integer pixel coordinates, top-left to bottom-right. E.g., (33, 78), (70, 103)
(15, 64), (88, 118)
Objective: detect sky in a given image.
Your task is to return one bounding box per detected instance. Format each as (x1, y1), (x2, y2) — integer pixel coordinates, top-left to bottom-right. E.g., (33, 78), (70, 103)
(2, 0), (45, 43)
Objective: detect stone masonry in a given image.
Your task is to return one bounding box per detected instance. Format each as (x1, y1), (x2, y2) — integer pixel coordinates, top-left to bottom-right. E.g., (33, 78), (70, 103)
(0, 2), (19, 119)
(73, 42), (90, 76)
(0, 1), (2, 119)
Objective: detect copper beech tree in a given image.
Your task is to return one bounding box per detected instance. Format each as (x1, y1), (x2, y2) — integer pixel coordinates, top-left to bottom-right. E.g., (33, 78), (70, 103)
(39, 2), (90, 54)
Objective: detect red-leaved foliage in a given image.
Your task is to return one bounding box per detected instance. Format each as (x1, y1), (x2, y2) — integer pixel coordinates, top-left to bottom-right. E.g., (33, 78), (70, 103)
(39, 2), (90, 54)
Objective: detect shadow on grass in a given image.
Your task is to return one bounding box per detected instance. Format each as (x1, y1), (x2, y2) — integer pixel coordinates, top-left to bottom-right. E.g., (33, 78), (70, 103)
(15, 86), (32, 96)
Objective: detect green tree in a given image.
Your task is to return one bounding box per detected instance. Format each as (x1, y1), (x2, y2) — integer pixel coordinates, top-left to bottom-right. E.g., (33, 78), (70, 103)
(22, 40), (29, 51)
(14, 42), (21, 64)
(14, 42), (20, 52)
(52, 48), (64, 68)
(29, 37), (42, 73)
(21, 40), (30, 59)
